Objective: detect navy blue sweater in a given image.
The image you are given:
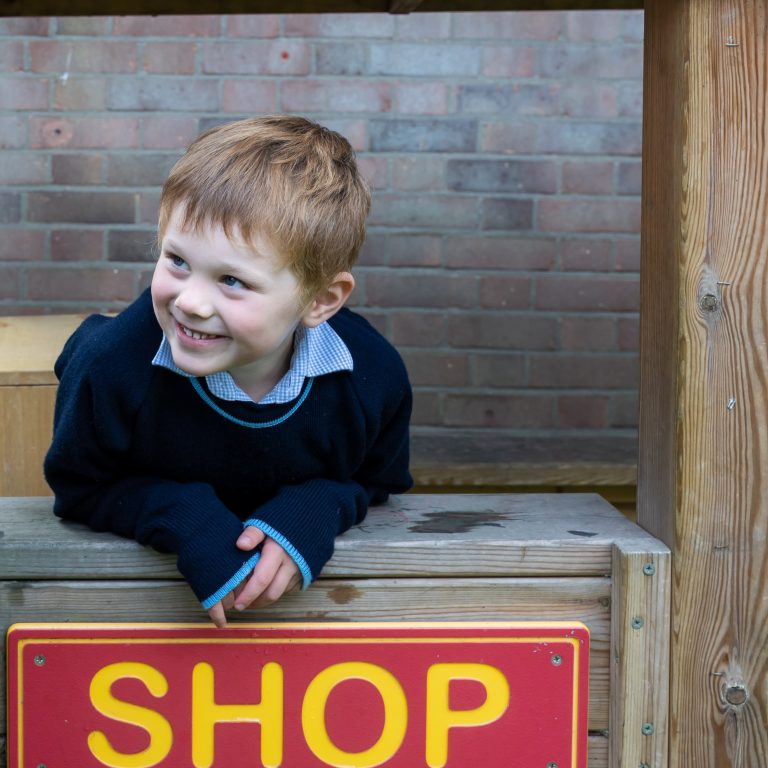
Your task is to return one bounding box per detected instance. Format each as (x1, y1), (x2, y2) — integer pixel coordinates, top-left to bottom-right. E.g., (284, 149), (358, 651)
(44, 290), (412, 606)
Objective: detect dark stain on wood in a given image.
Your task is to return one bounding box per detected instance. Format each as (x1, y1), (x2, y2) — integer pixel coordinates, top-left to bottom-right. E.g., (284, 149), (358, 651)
(408, 510), (506, 534)
(327, 585), (362, 604)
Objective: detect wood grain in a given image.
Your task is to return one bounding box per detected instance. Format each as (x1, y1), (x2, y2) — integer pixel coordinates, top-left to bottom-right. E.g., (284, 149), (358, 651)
(641, 0), (768, 764)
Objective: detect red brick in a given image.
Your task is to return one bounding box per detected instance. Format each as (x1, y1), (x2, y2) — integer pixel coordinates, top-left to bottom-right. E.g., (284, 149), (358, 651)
(52, 154), (102, 185)
(401, 351), (469, 386)
(28, 192), (135, 224)
(392, 156), (443, 191)
(386, 235), (442, 267)
(561, 239), (613, 271)
(51, 229), (104, 261)
(138, 190), (161, 225)
(453, 12), (562, 40)
(54, 78), (107, 110)
(0, 268), (20, 300)
(0, 77), (49, 110)
(566, 11), (622, 41)
(448, 313), (558, 350)
(444, 393), (554, 429)
(357, 236), (388, 267)
(355, 156), (388, 191)
(0, 41), (23, 72)
(315, 14), (395, 38)
(561, 316), (617, 351)
(352, 308), (388, 336)
(0, 116), (26, 149)
(283, 15), (320, 37)
(615, 238), (640, 272)
(366, 271), (477, 308)
(391, 311), (446, 347)
(0, 152), (49, 184)
(536, 121), (642, 156)
(221, 80), (278, 113)
(29, 41), (138, 73)
(538, 198), (640, 233)
(0, 18), (50, 35)
(202, 40), (310, 75)
(396, 13), (451, 39)
(529, 354), (638, 388)
(55, 17), (110, 35)
(369, 194), (478, 229)
(479, 121), (537, 154)
(561, 82), (617, 119)
(442, 236), (556, 271)
(30, 117), (139, 149)
(472, 353), (527, 387)
(113, 16), (219, 36)
(107, 154), (179, 187)
(558, 395), (610, 429)
(27, 267), (136, 301)
(610, 393), (639, 428)
(109, 78), (218, 112)
(141, 116), (199, 150)
(478, 276), (532, 309)
(319, 119), (367, 151)
(617, 161), (642, 195)
(0, 193), (21, 223)
(536, 275), (639, 312)
(226, 15), (281, 38)
(108, 230), (157, 262)
(395, 82), (449, 115)
(0, 230), (46, 261)
(283, 80), (392, 113)
(618, 317), (640, 351)
(482, 46), (536, 78)
(562, 161), (614, 195)
(144, 42), (197, 74)
(618, 82), (643, 118)
(481, 198), (534, 230)
(540, 44), (643, 79)
(411, 391), (442, 427)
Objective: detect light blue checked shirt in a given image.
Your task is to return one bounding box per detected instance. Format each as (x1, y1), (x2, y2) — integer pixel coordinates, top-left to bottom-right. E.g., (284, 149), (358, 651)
(151, 321), (353, 404)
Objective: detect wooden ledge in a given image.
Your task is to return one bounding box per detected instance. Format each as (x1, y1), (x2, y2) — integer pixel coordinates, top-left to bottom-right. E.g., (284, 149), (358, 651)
(1, 493), (663, 581)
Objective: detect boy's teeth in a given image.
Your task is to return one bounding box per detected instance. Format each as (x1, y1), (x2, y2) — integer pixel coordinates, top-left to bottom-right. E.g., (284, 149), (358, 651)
(182, 325), (216, 340)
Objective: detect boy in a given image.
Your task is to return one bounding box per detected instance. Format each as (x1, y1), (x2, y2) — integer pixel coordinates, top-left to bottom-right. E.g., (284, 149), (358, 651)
(44, 116), (413, 627)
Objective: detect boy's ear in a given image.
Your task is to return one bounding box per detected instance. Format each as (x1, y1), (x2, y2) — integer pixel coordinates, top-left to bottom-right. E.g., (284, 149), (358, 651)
(302, 272), (355, 328)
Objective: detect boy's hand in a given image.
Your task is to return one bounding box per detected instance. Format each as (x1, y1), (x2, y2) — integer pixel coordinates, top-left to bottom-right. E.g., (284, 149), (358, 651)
(205, 526), (300, 628)
(233, 526), (302, 609)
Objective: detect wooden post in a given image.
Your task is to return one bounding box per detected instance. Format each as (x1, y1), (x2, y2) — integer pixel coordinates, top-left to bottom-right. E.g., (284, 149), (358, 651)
(639, 1), (768, 764)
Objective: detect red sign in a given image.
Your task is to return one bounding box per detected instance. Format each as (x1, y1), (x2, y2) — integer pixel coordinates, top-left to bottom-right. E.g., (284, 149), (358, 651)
(7, 622), (589, 768)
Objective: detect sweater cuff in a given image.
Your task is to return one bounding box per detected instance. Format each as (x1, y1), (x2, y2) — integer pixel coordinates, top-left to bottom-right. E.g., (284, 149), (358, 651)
(243, 518), (312, 589)
(200, 551), (262, 609)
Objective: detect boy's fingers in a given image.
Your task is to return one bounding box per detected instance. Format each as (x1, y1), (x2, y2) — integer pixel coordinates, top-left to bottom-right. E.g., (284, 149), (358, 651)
(237, 525), (266, 551)
(207, 601), (227, 628)
(249, 564), (301, 609)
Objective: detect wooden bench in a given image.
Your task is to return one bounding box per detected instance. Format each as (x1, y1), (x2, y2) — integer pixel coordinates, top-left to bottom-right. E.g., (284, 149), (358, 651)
(0, 492), (669, 767)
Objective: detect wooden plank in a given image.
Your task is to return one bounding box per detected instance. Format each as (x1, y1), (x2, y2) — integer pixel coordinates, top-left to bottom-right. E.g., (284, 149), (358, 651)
(609, 542), (670, 768)
(0, 494), (659, 579)
(0, 577), (611, 730)
(0, 388), (55, 497)
(412, 461), (637, 488)
(0, 314), (83, 386)
(0, 0), (643, 17)
(640, 1), (768, 764)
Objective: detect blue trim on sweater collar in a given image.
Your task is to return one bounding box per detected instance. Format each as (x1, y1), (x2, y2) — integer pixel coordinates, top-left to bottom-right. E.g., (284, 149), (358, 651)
(151, 322), (353, 405)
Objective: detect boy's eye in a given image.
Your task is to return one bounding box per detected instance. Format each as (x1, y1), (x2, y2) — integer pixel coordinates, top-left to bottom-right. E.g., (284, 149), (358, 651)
(221, 275), (246, 289)
(166, 253), (187, 270)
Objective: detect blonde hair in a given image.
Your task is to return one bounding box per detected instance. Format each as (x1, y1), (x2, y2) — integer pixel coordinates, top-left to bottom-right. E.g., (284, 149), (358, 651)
(158, 116), (371, 300)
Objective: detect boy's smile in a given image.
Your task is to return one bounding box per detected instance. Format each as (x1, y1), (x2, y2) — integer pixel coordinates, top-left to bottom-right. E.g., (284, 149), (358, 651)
(151, 207), (312, 402)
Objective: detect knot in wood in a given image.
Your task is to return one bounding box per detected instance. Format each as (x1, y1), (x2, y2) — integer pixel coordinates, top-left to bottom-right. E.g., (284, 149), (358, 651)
(699, 293), (719, 312)
(722, 682), (748, 706)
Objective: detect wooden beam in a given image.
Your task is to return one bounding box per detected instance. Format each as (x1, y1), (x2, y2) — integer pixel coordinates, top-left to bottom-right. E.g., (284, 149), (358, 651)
(639, 0), (768, 764)
(0, 0), (642, 17)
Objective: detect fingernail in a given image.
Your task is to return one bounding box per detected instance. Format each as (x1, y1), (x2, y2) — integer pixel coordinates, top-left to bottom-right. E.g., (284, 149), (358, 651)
(237, 535), (250, 546)
(235, 603), (245, 611)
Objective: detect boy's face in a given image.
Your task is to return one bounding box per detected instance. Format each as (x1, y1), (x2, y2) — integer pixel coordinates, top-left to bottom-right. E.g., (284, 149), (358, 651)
(151, 206), (310, 396)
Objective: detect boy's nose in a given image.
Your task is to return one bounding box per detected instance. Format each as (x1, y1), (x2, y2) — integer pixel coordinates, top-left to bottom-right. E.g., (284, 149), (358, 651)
(174, 283), (214, 319)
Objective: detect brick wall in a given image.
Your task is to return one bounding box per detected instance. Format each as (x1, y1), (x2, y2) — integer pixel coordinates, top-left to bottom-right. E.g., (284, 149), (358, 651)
(0, 10), (644, 464)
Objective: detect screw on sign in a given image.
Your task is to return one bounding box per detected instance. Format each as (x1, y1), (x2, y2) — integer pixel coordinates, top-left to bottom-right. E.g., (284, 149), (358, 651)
(7, 623), (590, 768)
